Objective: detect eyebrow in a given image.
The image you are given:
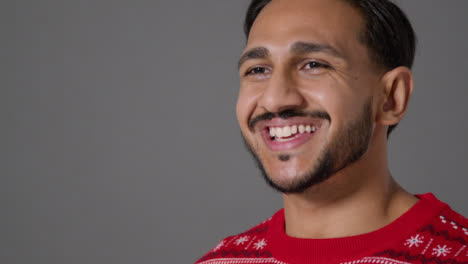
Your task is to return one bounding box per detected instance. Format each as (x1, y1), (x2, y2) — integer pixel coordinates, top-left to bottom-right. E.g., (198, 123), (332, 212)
(290, 41), (344, 59)
(238, 47), (270, 70)
(237, 41), (345, 70)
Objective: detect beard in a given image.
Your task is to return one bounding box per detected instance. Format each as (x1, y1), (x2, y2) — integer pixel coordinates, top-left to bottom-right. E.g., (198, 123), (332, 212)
(242, 98), (373, 194)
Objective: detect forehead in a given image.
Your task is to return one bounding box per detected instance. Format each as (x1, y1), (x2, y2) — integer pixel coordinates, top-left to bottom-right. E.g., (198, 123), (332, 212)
(246, 0), (366, 58)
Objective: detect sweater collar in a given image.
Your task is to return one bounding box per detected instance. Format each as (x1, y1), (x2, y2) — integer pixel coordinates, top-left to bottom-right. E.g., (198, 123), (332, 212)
(267, 193), (447, 263)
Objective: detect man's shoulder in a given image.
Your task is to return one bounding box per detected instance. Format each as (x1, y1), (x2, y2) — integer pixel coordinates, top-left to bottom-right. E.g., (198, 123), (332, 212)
(440, 204), (468, 227)
(421, 194), (468, 240)
(435, 204), (468, 250)
(195, 212), (280, 264)
(367, 197), (468, 264)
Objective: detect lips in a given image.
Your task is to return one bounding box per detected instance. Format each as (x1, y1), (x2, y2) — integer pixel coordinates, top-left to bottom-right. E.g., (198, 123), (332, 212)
(257, 117), (324, 152)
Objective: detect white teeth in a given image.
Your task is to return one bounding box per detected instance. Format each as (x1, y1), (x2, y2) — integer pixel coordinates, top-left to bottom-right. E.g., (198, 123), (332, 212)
(291, 125), (297, 134)
(299, 125), (305, 134)
(275, 127), (283, 138)
(269, 127), (275, 137)
(269, 124), (318, 140)
(283, 126), (291, 137)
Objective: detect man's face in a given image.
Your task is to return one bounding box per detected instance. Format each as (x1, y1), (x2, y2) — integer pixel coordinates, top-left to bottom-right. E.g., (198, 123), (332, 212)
(237, 0), (382, 193)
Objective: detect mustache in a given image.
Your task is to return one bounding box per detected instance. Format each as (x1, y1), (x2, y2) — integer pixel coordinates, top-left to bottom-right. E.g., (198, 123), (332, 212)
(248, 108), (331, 130)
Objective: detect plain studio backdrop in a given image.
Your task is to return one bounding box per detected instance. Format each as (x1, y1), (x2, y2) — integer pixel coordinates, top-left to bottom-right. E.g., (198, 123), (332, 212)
(2, 1), (467, 263)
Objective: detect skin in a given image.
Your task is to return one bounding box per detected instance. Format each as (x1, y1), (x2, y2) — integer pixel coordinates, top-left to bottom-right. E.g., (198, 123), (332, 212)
(237, 0), (418, 238)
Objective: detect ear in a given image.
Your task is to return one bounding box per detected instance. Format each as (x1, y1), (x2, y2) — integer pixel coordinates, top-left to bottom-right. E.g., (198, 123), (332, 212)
(376, 66), (414, 126)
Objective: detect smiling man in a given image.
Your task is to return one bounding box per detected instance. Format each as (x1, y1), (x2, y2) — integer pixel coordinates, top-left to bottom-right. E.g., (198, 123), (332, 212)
(196, 0), (468, 263)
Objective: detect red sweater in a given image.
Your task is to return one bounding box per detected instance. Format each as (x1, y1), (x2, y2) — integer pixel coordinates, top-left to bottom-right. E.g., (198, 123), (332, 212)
(196, 193), (468, 264)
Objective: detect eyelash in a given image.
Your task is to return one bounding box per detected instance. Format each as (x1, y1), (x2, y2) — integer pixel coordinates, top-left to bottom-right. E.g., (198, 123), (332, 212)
(244, 61), (330, 76)
(303, 61), (330, 70)
(245, 66), (270, 76)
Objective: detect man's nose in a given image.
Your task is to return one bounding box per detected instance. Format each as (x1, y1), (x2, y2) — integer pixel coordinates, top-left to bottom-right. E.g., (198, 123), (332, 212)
(257, 70), (305, 113)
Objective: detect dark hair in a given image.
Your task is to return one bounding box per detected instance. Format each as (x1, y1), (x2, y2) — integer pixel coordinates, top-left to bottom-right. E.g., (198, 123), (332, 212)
(243, 0), (416, 137)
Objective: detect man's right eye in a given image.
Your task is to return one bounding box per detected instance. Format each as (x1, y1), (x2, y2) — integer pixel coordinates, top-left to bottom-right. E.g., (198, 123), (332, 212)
(246, 67), (269, 76)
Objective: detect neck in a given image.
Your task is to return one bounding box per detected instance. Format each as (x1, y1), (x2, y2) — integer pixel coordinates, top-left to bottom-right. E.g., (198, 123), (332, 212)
(282, 128), (418, 239)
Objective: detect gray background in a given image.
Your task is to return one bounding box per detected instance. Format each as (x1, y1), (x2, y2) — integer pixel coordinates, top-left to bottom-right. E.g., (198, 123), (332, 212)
(2, 1), (467, 263)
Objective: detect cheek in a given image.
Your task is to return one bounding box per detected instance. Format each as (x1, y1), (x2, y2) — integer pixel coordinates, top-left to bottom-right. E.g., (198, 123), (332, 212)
(299, 79), (364, 126)
(235, 88), (248, 128)
(236, 85), (261, 131)
(298, 80), (346, 114)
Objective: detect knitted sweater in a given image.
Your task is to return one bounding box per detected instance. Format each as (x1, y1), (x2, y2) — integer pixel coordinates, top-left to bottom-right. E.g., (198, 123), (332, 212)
(196, 193), (468, 264)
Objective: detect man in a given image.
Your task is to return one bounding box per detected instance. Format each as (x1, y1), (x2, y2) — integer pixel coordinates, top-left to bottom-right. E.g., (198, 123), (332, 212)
(196, 0), (468, 263)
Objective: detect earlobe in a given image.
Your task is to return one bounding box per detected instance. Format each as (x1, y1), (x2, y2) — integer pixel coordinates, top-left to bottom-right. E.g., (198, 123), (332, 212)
(377, 66), (414, 126)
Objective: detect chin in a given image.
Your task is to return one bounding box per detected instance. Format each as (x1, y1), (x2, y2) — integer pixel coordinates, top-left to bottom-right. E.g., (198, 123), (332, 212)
(264, 147), (336, 193)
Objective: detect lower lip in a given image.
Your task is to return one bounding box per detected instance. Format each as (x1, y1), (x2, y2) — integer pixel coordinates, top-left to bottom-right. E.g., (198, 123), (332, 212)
(261, 129), (317, 151)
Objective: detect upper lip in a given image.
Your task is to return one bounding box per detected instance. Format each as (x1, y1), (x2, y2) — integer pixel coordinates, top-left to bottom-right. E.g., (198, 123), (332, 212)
(256, 117), (325, 132)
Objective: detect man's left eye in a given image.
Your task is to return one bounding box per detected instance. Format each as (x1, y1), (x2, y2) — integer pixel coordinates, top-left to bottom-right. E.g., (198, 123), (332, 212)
(303, 61), (329, 70)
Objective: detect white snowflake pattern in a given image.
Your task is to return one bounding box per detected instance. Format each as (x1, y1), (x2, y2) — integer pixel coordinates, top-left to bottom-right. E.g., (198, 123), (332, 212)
(214, 240), (225, 251)
(440, 215), (447, 223)
(234, 236), (249, 246)
(451, 221), (459, 230)
(404, 234), (424, 248)
(432, 244), (451, 257)
(253, 238), (267, 250)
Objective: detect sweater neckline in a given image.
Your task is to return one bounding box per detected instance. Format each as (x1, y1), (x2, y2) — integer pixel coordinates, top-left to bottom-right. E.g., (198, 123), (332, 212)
(267, 193), (448, 263)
